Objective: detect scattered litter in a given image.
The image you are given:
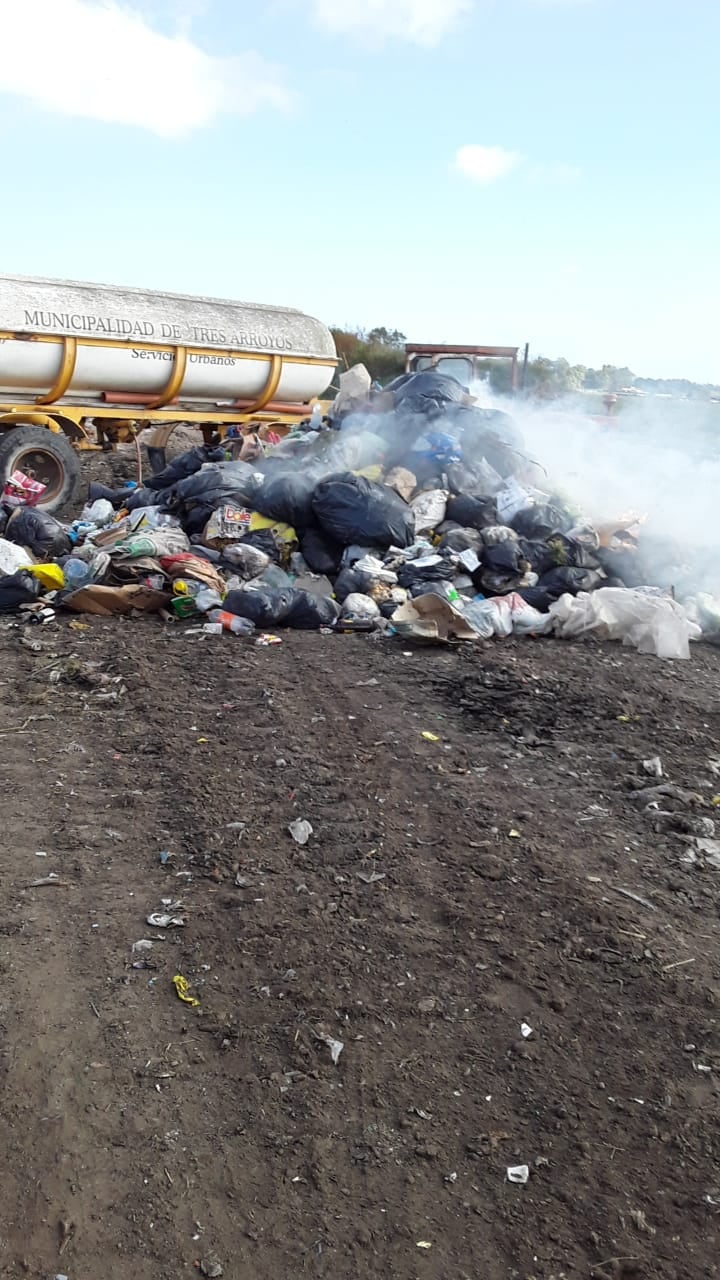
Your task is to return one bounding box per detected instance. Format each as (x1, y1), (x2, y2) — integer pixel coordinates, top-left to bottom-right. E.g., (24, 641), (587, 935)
(199, 1258), (224, 1278)
(507, 1165), (530, 1184)
(288, 819), (313, 845)
(421, 731), (440, 742)
(356, 870), (386, 884)
(147, 912), (185, 929)
(27, 874), (65, 888)
(317, 1032), (344, 1064)
(520, 1022), (534, 1039)
(642, 756), (664, 778)
(132, 939), (154, 954)
(159, 850), (172, 865)
(173, 974), (200, 1007)
(416, 1241), (433, 1250)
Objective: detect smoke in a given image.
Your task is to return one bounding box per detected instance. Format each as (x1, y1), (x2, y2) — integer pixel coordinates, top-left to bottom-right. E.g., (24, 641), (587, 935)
(481, 391), (720, 598)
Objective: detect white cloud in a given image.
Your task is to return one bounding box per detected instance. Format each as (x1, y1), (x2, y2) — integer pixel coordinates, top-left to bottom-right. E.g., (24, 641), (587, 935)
(310, 0), (472, 46)
(453, 144), (522, 184)
(0, 0), (290, 137)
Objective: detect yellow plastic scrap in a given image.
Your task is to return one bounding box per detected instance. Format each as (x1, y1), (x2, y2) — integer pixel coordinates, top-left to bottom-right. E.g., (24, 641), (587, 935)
(172, 974), (200, 1007)
(421, 731), (440, 742)
(24, 563), (65, 590)
(353, 465), (383, 481)
(248, 513), (297, 543)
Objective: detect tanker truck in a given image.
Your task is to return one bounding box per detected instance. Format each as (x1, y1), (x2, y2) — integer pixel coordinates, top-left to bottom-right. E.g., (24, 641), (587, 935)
(0, 274), (338, 511)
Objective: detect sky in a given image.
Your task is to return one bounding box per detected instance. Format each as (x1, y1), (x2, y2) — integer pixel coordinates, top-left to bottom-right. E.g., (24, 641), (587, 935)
(0, 0), (717, 382)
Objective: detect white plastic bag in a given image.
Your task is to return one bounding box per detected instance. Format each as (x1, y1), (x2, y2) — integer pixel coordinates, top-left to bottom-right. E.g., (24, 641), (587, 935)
(548, 588), (699, 660)
(0, 536), (31, 576)
(411, 488), (448, 534)
(340, 593), (381, 624)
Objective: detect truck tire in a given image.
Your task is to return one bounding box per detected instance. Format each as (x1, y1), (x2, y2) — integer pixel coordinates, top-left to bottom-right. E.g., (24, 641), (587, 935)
(0, 426), (81, 514)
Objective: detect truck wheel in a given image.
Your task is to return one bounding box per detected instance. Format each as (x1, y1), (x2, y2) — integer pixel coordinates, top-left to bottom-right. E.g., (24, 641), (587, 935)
(0, 426), (81, 514)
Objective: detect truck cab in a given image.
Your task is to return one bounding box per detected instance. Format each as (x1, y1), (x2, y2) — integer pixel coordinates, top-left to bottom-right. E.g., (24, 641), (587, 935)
(405, 343), (522, 392)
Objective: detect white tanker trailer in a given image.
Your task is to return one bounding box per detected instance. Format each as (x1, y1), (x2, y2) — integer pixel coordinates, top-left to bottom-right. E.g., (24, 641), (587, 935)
(0, 274), (338, 510)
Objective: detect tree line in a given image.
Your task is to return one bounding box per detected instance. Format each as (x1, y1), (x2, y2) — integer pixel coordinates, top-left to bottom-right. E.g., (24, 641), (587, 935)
(330, 326), (720, 401)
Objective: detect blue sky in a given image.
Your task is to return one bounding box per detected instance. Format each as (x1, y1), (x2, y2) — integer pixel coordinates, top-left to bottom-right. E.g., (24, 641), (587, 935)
(0, 0), (717, 380)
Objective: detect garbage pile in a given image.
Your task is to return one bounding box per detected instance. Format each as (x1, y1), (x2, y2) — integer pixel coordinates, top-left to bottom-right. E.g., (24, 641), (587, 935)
(0, 370), (715, 660)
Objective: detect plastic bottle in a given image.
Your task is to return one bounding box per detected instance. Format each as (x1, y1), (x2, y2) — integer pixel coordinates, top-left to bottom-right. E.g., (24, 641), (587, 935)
(309, 403), (324, 430)
(63, 558), (92, 589)
(208, 609), (255, 636)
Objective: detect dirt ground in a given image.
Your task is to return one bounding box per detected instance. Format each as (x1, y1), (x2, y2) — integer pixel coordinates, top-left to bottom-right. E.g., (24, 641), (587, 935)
(1, 448), (720, 1280)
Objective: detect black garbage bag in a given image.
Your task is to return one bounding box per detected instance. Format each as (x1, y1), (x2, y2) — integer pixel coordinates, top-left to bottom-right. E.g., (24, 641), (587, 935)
(4, 507), (71, 559)
(174, 461), (263, 510)
(511, 503), (574, 540)
(239, 529), (284, 564)
(446, 494), (498, 531)
(312, 472), (414, 549)
(446, 458), (503, 497)
(145, 446), (225, 491)
(517, 586), (554, 613)
(224, 587), (295, 627)
(408, 580), (457, 601)
(87, 481), (136, 510)
(0, 570), (41, 612)
(392, 371), (468, 417)
(438, 527), (483, 555)
(333, 566), (363, 603)
(538, 565), (605, 599)
(124, 486), (167, 512)
(253, 470), (317, 532)
(397, 556), (455, 589)
(286, 590), (340, 629)
(546, 534), (601, 570)
(224, 586), (339, 629)
(0, 505), (8, 537)
(301, 527), (343, 575)
(483, 540), (526, 575)
(517, 538), (556, 577)
(183, 504), (216, 540)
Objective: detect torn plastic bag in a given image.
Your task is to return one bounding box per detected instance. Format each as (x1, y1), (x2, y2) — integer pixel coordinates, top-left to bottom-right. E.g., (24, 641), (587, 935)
(4, 507), (71, 559)
(446, 494), (498, 531)
(220, 542), (271, 578)
(548, 587), (700, 659)
(0, 569), (41, 612)
(301, 527), (344, 575)
(511, 503), (574, 540)
(463, 597), (511, 638)
(312, 472), (415, 549)
(538, 565), (605, 599)
(145, 445), (225, 490)
(446, 458), (503, 497)
(252, 470), (318, 532)
(239, 528), (285, 565)
(410, 488), (448, 534)
(391, 593), (479, 643)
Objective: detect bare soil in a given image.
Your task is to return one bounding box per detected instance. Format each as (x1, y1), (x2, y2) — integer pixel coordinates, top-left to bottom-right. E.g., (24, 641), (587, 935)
(0, 447), (719, 1280)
